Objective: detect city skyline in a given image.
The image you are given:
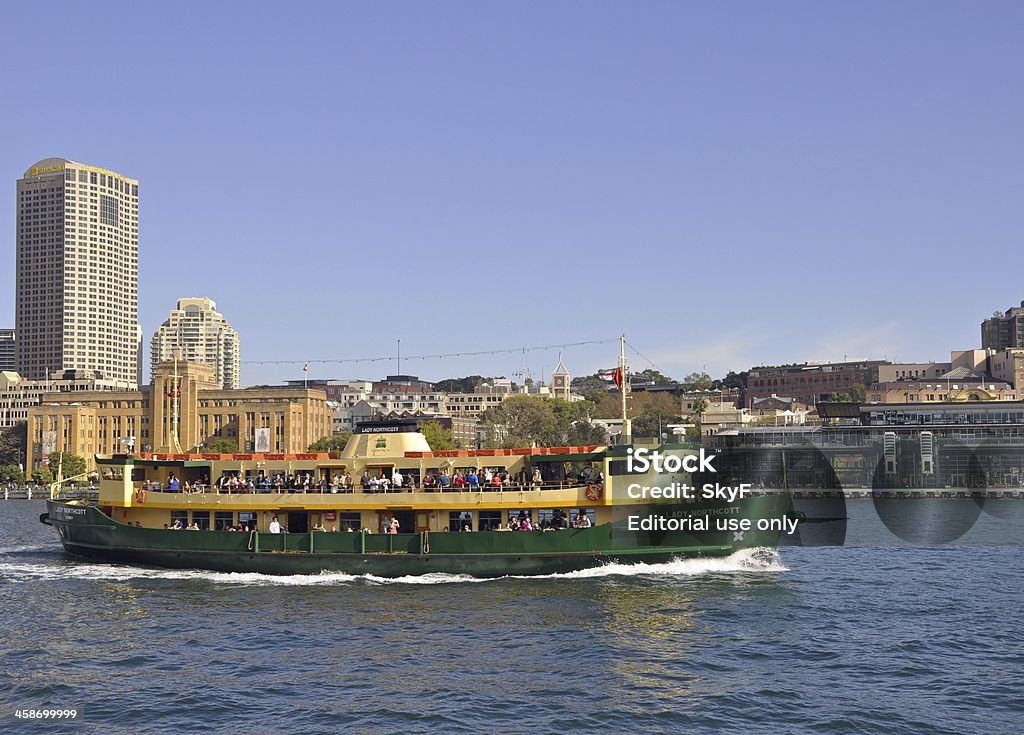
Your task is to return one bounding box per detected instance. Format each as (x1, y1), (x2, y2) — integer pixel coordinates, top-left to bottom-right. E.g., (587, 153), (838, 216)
(3, 4), (1024, 386)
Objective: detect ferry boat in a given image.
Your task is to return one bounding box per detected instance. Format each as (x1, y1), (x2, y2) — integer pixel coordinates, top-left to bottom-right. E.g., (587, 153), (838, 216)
(40, 421), (796, 577)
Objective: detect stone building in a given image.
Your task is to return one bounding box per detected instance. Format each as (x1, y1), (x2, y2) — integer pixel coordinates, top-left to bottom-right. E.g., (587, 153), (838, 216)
(26, 360), (330, 472)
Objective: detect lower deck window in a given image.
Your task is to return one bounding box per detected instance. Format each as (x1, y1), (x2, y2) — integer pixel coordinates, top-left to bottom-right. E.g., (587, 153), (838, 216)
(191, 511), (210, 530)
(214, 511), (234, 530)
(477, 510), (501, 531)
(338, 512), (361, 532)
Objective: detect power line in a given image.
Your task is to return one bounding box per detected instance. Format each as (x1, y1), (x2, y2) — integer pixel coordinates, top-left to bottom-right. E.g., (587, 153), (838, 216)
(623, 339), (662, 373)
(240, 337), (620, 366)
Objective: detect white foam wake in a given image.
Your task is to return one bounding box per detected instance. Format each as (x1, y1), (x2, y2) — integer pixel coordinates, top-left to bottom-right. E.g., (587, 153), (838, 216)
(0, 548), (785, 586)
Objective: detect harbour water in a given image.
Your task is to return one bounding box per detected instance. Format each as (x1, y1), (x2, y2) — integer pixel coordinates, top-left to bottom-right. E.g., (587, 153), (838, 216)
(1, 499), (1021, 734)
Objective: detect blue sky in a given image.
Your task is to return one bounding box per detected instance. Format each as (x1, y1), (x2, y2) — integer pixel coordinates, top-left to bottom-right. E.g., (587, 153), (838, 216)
(3, 2), (1023, 386)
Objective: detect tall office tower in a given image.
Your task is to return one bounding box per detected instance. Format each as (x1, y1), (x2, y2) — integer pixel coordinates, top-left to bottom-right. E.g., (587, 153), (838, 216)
(15, 158), (140, 387)
(982, 301), (1024, 351)
(151, 298), (241, 389)
(0, 330), (15, 372)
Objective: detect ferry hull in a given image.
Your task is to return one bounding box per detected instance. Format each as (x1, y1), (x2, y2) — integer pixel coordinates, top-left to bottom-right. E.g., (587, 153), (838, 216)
(42, 497), (794, 577)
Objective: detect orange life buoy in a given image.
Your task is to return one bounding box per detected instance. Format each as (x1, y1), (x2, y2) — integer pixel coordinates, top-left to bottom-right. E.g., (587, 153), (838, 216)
(585, 484), (603, 502)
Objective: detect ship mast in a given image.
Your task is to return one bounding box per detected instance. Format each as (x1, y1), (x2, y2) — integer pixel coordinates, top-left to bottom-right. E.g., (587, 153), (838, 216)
(620, 335), (631, 444)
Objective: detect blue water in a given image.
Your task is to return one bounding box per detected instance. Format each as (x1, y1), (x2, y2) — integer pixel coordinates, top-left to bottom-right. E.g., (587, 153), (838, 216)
(1, 499), (1022, 734)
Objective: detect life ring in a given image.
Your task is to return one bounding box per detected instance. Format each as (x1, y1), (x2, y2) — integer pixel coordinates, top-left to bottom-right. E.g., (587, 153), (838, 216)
(133, 487), (147, 504)
(585, 484), (603, 502)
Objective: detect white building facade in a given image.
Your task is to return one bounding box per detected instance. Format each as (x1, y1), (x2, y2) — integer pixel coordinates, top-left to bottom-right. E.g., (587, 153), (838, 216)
(151, 298), (241, 389)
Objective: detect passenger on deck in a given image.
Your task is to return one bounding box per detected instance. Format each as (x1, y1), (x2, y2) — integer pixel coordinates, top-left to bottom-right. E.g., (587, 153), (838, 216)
(453, 472), (466, 489)
(311, 523), (327, 532)
(172, 519), (183, 530)
(186, 522), (199, 531)
(269, 516), (283, 534)
(168, 473), (180, 492)
(574, 512), (592, 528)
(368, 476), (380, 493)
(390, 517), (399, 534)
(520, 517), (533, 531)
(490, 474), (502, 490)
(438, 471), (451, 490)
(532, 468), (542, 489)
(360, 471), (372, 490)
(467, 471), (479, 489)
(392, 470), (404, 489)
(423, 473), (437, 491)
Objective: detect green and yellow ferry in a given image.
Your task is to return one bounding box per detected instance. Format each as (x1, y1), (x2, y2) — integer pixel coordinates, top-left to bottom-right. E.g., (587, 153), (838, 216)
(41, 421), (796, 577)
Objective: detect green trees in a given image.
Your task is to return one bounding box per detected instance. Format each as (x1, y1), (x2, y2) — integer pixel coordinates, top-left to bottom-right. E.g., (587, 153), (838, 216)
(0, 464), (24, 485)
(308, 434), (352, 452)
(0, 422), (27, 467)
(204, 438), (239, 453)
(480, 396), (605, 448)
(49, 452), (87, 479)
(434, 376), (496, 393)
(420, 421), (460, 450)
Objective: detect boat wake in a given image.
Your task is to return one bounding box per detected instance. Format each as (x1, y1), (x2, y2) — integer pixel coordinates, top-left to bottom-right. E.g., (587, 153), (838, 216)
(0, 548), (785, 586)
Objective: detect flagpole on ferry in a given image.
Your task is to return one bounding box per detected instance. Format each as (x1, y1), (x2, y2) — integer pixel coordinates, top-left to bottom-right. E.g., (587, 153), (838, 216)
(171, 347), (183, 453)
(620, 335), (631, 444)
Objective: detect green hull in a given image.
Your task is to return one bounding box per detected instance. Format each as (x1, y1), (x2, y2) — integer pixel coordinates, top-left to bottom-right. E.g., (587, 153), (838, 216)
(43, 496), (794, 577)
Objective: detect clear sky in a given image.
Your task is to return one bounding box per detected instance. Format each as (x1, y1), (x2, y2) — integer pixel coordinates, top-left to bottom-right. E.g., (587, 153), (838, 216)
(3, 2), (1023, 387)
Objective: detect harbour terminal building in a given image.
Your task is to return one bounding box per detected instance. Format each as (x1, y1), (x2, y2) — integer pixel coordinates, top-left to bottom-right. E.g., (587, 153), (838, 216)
(25, 360), (330, 474)
(708, 400), (1024, 493)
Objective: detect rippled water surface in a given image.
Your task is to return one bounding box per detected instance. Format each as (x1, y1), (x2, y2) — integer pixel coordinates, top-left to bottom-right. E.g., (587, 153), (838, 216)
(2, 500), (1022, 734)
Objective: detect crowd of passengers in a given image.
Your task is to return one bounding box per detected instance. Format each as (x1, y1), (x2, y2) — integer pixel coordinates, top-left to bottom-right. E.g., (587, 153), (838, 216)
(155, 465), (605, 494)
(453, 509), (593, 532)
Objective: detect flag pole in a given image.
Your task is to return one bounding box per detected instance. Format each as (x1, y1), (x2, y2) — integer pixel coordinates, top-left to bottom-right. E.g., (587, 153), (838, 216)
(620, 334), (631, 444)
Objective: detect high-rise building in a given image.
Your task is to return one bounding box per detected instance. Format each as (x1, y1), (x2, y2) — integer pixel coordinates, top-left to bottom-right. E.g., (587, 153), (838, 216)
(982, 301), (1024, 351)
(16, 158), (140, 387)
(151, 298), (241, 389)
(0, 330), (15, 372)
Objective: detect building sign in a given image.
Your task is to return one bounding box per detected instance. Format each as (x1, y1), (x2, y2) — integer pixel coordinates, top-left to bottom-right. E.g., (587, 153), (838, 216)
(29, 164), (65, 176)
